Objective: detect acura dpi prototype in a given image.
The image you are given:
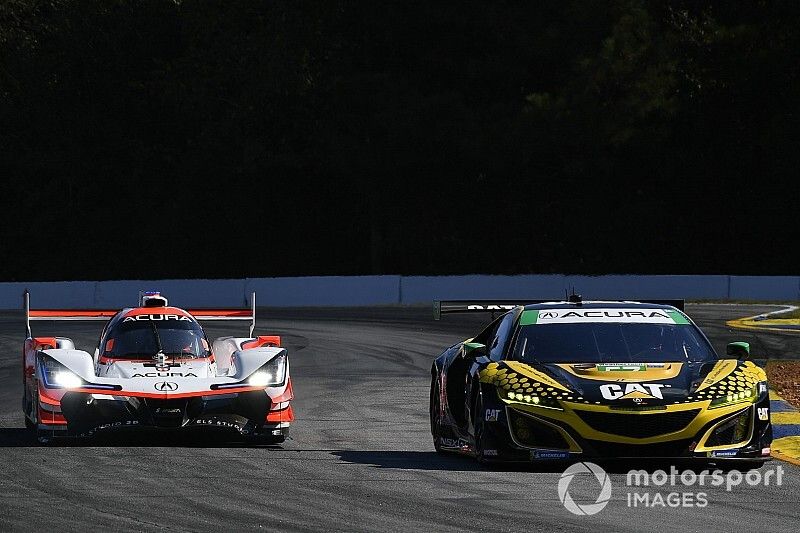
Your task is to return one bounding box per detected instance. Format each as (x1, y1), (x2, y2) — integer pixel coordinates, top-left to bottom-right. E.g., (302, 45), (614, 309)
(430, 297), (772, 465)
(23, 291), (293, 444)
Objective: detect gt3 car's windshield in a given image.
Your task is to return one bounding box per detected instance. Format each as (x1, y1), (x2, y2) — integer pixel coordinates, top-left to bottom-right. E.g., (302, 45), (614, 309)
(512, 323), (716, 364)
(102, 319), (210, 359)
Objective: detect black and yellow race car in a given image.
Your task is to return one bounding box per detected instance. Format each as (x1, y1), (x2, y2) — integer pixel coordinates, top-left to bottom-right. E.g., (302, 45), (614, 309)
(429, 297), (772, 465)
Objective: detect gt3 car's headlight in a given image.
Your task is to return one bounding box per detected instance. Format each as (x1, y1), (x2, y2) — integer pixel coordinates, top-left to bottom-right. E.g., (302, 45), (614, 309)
(248, 353), (287, 387)
(709, 385), (758, 408)
(503, 389), (562, 410)
(39, 355), (83, 389)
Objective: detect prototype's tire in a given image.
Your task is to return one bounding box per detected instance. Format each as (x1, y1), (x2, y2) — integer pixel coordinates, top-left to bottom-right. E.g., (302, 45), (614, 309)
(248, 431), (287, 445)
(430, 376), (444, 453)
(36, 428), (53, 445)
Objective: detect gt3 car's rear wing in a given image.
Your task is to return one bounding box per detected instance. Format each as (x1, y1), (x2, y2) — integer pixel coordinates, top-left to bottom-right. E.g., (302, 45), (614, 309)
(24, 290), (259, 338)
(433, 298), (685, 320)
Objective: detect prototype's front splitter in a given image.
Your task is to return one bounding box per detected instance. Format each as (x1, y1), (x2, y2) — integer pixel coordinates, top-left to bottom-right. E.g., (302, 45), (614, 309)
(37, 390), (293, 442)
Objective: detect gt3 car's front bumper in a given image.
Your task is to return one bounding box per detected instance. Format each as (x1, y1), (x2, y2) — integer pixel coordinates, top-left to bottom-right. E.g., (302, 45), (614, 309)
(478, 396), (773, 462)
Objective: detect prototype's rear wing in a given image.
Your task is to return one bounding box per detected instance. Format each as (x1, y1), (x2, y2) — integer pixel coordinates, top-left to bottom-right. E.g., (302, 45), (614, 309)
(24, 290), (259, 338)
(433, 298), (685, 320)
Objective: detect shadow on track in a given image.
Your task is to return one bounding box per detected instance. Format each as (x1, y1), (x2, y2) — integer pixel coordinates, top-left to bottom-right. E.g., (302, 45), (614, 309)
(332, 450), (768, 473)
(0, 428), (37, 447)
(0, 426), (288, 448)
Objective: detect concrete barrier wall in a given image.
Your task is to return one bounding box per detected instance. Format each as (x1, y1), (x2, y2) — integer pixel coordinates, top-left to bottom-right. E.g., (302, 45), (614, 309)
(1, 275), (798, 309)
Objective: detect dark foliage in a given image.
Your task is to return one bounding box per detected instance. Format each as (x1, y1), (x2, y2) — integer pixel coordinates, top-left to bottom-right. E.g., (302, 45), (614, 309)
(1, 1), (798, 280)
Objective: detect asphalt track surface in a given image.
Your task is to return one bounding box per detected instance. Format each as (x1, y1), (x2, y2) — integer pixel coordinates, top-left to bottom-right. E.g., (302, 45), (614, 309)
(0, 304), (799, 532)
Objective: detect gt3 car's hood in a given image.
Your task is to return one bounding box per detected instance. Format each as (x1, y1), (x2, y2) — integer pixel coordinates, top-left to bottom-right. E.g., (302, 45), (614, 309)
(531, 361), (705, 407)
(98, 360), (215, 379)
(481, 359), (767, 408)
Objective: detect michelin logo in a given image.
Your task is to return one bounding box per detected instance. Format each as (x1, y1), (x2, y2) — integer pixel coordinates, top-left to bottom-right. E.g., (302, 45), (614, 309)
(533, 450), (570, 460)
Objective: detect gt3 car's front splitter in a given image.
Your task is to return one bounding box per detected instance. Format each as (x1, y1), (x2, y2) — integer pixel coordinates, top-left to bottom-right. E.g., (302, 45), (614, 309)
(475, 402), (773, 463)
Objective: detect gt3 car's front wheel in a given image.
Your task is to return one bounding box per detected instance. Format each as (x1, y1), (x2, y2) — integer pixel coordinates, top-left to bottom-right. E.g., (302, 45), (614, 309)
(430, 376), (444, 453)
(472, 391), (491, 465)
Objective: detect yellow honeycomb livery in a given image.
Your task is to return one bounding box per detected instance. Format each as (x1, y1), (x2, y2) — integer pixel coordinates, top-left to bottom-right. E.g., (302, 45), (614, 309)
(431, 300), (773, 463)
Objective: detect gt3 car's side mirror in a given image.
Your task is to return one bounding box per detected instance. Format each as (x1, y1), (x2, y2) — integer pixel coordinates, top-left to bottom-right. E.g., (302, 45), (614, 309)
(463, 342), (487, 358)
(726, 341), (751, 359)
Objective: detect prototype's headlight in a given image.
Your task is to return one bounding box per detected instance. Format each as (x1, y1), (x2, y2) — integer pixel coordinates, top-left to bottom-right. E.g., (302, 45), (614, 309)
(709, 385), (758, 408)
(248, 353), (287, 387)
(39, 355), (83, 389)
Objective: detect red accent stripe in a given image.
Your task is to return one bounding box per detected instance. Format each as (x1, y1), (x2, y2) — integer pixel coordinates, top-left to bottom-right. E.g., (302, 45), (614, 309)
(32, 337), (58, 350)
(242, 336), (281, 349)
(266, 405), (294, 423)
(74, 386), (265, 399)
(38, 384), (64, 405)
(38, 407), (67, 425)
(98, 355), (214, 364)
(269, 378), (294, 403)
(31, 310), (117, 318)
(187, 309), (252, 318)
(30, 307), (250, 318)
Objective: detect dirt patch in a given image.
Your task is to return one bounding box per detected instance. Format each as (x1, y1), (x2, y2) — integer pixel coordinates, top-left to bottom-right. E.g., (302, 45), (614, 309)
(767, 360), (800, 408)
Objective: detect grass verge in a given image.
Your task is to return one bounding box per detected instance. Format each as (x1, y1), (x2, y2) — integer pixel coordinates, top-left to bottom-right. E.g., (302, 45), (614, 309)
(767, 360), (800, 408)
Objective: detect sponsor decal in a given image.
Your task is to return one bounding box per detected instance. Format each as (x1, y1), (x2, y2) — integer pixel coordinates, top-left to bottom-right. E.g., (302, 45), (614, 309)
(78, 420), (139, 437)
(439, 437), (468, 448)
(536, 309), (674, 325)
(123, 314), (192, 322)
(154, 381), (178, 392)
(467, 304), (516, 311)
(695, 360), (738, 393)
(155, 363), (171, 372)
(483, 449), (498, 457)
(599, 383), (668, 400)
(534, 449), (571, 460)
(710, 449), (738, 458)
(485, 409), (501, 422)
(193, 417), (245, 431)
(155, 408), (182, 414)
(758, 407), (769, 421)
(762, 447), (771, 456)
(132, 372), (198, 378)
(596, 364), (647, 372)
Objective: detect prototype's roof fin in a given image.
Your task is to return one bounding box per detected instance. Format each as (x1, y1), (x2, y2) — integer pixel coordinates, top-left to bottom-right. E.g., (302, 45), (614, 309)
(140, 291), (168, 307)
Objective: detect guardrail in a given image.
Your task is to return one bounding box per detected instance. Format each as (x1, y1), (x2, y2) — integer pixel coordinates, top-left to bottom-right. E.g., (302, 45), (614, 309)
(0, 275), (798, 309)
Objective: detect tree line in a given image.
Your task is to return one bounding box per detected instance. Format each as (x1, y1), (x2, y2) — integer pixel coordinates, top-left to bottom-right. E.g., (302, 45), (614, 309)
(1, 1), (797, 280)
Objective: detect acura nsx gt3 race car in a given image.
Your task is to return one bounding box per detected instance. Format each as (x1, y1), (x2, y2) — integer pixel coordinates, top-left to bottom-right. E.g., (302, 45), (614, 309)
(23, 291), (293, 444)
(430, 297), (772, 465)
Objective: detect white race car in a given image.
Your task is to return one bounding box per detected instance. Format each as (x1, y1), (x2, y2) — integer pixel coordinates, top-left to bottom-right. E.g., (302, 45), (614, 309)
(22, 290), (293, 444)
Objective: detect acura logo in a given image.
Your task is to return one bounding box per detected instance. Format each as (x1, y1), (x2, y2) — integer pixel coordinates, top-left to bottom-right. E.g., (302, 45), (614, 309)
(154, 381), (178, 392)
(540, 311), (559, 319)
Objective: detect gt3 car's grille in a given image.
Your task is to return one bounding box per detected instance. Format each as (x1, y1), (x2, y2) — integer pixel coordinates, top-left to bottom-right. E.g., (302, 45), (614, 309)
(575, 409), (701, 439)
(508, 409), (571, 450)
(587, 439), (692, 458)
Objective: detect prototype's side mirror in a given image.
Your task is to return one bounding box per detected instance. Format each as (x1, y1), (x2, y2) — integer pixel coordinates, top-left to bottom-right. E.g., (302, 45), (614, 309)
(726, 341), (751, 360)
(463, 342), (487, 358)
